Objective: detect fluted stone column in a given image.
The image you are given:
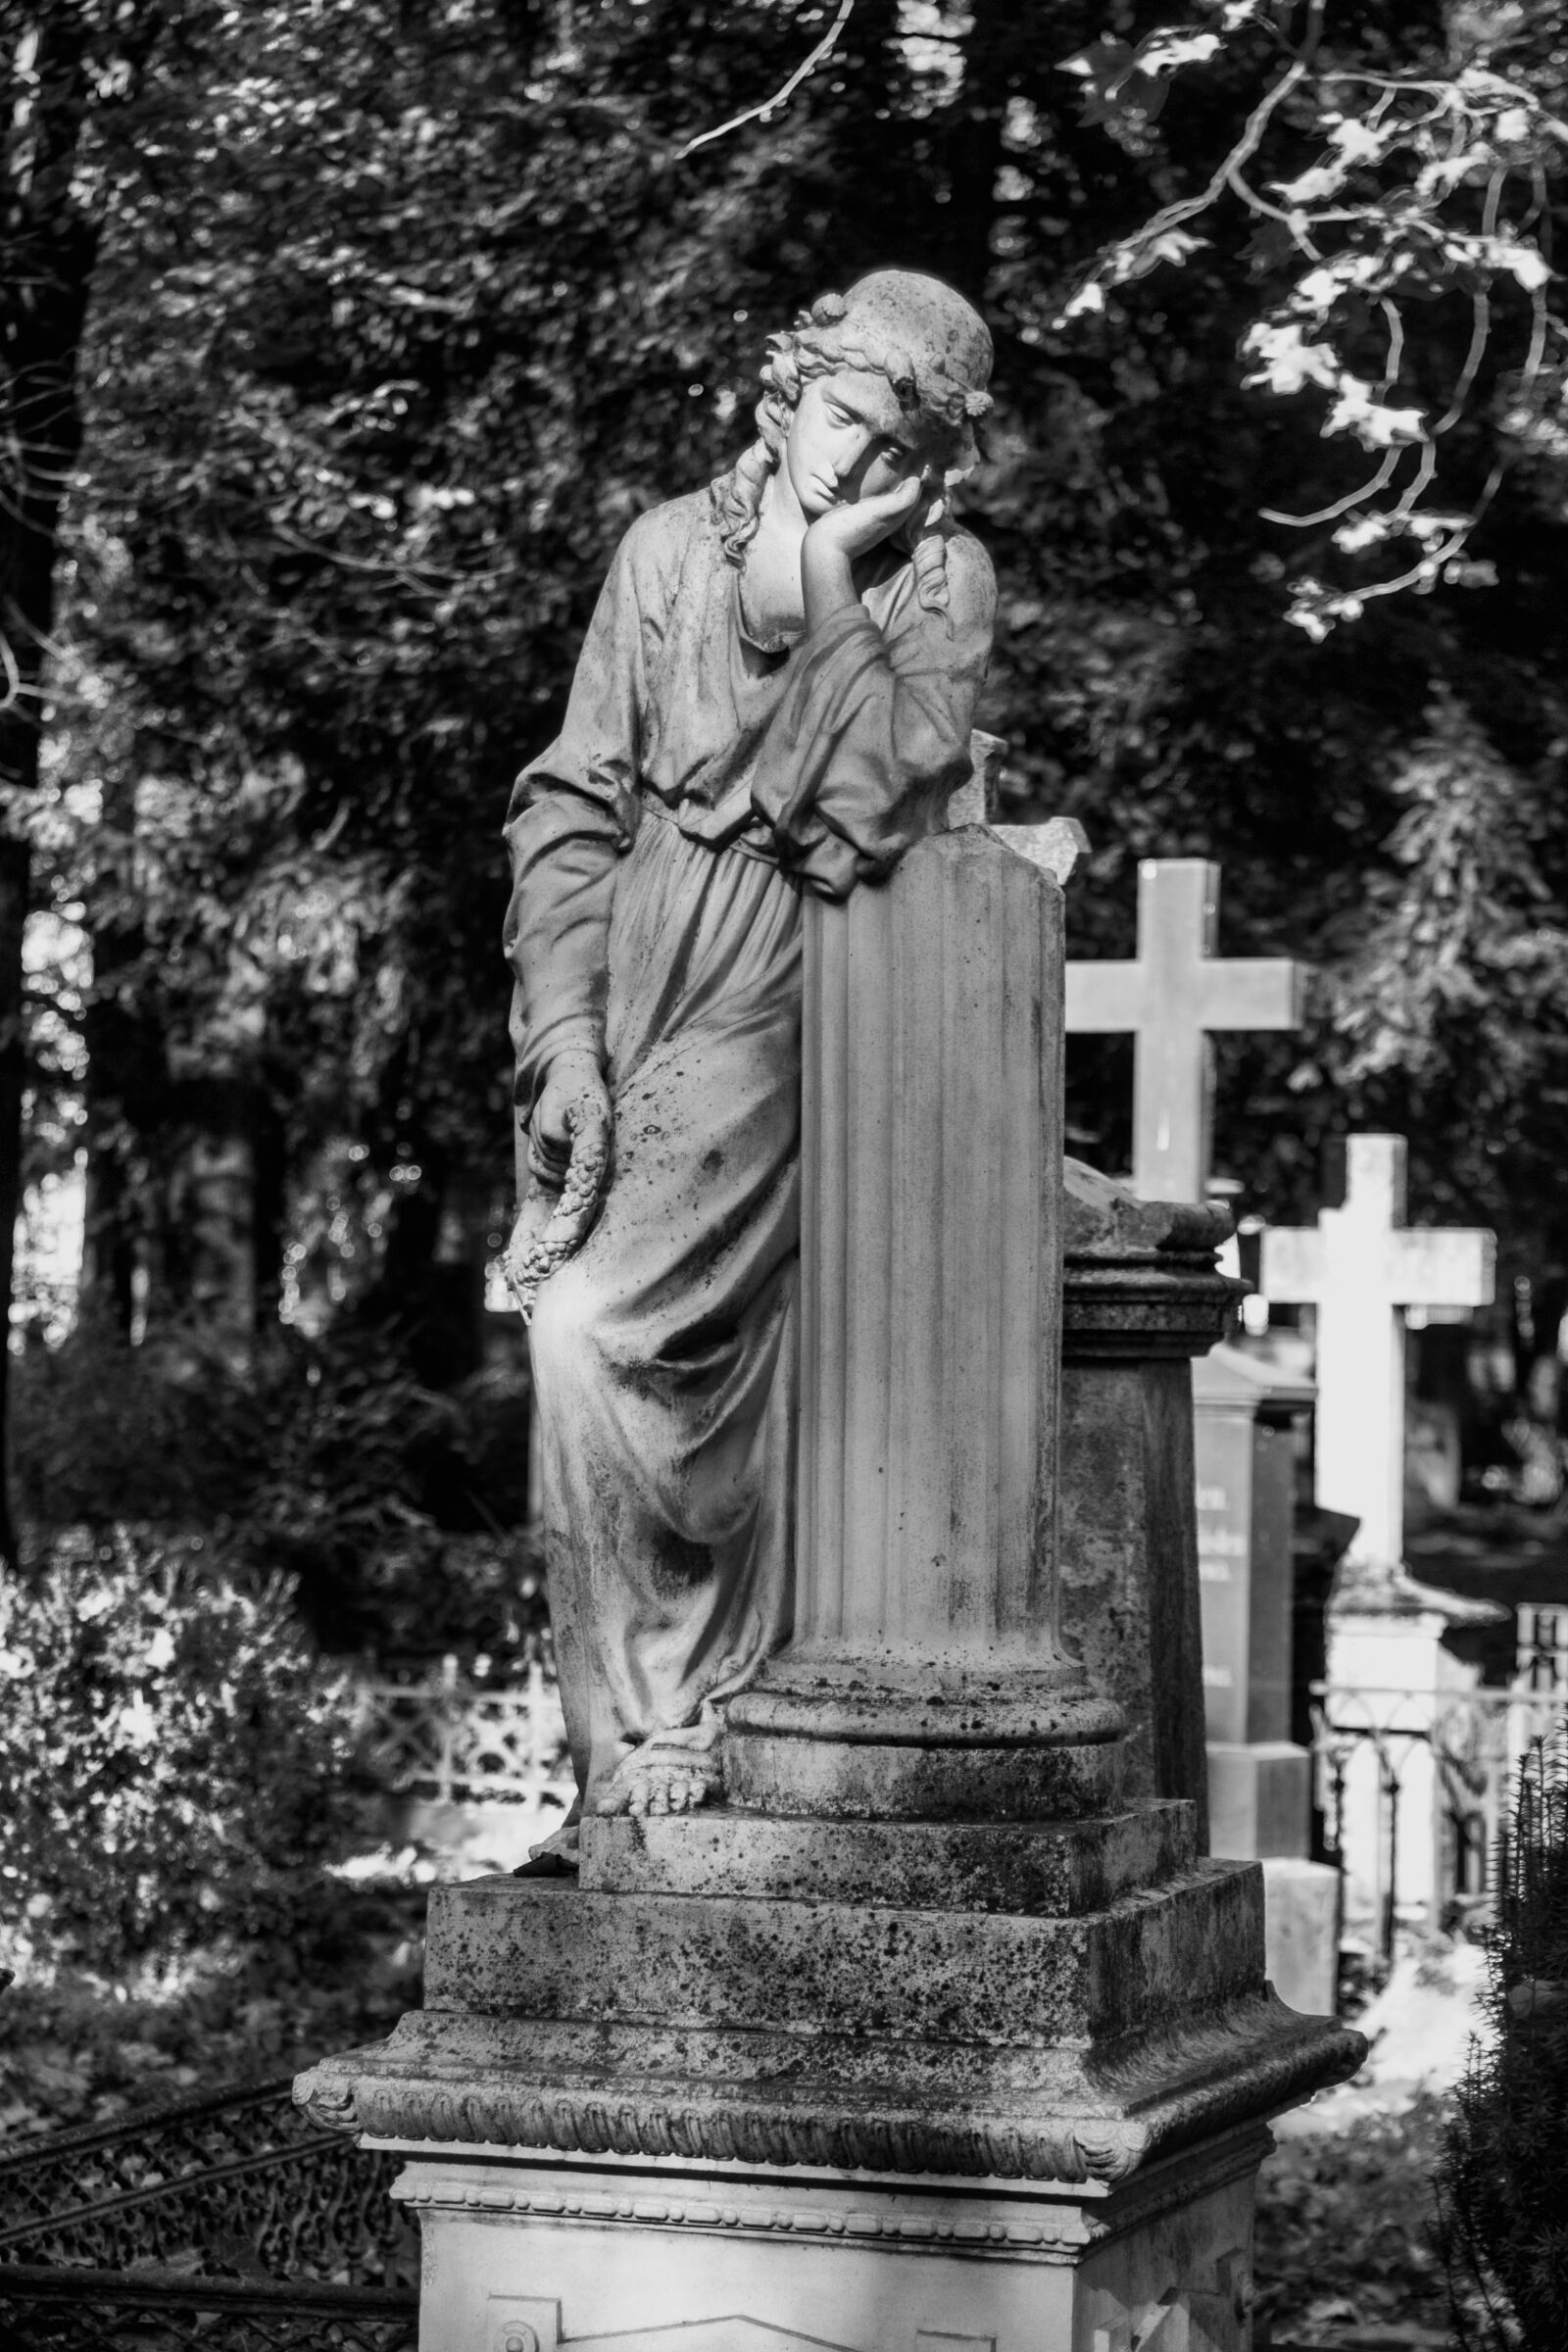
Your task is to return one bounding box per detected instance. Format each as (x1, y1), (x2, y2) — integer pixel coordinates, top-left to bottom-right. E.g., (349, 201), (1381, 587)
(726, 826), (1121, 1818)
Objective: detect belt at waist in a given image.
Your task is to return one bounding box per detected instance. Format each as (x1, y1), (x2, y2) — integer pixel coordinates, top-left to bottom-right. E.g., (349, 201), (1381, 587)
(638, 783), (781, 869)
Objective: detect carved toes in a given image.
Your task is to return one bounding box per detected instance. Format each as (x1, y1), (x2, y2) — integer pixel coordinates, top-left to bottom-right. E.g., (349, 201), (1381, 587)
(596, 1745), (722, 1820)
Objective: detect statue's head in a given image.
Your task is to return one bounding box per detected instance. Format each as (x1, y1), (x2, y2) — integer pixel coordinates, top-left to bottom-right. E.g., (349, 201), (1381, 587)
(719, 270), (993, 609)
(764, 270), (994, 483)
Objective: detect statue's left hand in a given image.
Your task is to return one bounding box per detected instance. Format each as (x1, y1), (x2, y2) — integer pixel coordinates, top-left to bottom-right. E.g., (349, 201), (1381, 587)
(529, 1049), (611, 1186)
(502, 1053), (612, 1323)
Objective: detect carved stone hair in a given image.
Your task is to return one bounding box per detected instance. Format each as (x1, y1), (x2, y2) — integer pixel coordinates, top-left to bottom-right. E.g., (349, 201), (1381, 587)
(716, 273), (994, 614)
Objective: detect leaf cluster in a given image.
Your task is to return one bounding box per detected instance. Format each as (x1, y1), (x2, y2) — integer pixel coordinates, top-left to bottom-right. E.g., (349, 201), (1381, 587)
(1440, 1736), (1568, 2348)
(1055, 1), (1568, 637)
(8, 1312), (539, 1655)
(0, 1525), (364, 1971)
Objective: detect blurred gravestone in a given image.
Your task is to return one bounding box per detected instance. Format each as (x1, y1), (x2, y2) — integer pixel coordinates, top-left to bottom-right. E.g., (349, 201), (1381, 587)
(1262, 1136), (1500, 1941)
(1195, 1343), (1339, 2013)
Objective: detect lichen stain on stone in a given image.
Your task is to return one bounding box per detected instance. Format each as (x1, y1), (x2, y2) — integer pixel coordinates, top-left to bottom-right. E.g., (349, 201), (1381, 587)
(648, 1525), (714, 1597)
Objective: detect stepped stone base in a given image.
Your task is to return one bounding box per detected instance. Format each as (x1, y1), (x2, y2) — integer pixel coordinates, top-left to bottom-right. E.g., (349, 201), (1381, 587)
(298, 1804), (1363, 2187)
(298, 1798), (1361, 2348)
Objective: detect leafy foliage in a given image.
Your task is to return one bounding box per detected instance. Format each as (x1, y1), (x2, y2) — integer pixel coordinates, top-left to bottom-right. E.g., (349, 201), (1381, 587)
(1253, 2091), (1449, 2342)
(1055, 0), (1568, 637)
(0, 1877), (428, 2136)
(8, 1317), (538, 1654)
(1440, 1737), (1568, 2349)
(0, 1528), (365, 1970)
(1329, 687), (1568, 1087)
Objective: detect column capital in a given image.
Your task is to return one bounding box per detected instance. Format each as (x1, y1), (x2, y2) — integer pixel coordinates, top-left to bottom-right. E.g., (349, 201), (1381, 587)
(1062, 1161), (1243, 1363)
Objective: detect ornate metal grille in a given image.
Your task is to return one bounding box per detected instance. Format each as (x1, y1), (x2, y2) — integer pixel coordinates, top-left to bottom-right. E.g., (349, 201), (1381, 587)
(0, 2076), (417, 2352)
(0, 2269), (417, 2349)
(1311, 1680), (1568, 1956)
(357, 1647), (569, 1803)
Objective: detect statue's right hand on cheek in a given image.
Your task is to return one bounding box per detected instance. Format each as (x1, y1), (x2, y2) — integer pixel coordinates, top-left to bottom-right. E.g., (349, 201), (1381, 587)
(502, 1049), (613, 1323)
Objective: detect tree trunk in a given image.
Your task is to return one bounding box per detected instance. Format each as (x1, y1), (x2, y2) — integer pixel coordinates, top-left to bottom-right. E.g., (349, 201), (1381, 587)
(0, 834), (27, 1564)
(1, 5), (100, 1559)
(81, 765), (156, 1333)
(940, 0), (1011, 302)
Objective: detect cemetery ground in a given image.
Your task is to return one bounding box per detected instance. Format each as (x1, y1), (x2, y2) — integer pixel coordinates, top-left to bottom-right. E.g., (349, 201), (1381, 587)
(0, 1829), (1478, 2348)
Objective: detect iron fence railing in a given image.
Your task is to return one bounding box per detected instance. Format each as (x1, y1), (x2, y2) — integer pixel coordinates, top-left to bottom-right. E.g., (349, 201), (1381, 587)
(354, 1646), (569, 1806)
(0, 2269), (418, 2350)
(1310, 1680), (1568, 1960)
(0, 2077), (416, 2352)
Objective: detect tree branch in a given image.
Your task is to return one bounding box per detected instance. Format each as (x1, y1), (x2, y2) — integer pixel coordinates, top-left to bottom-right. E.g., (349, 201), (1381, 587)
(1261, 450), (1399, 529)
(676, 0), (856, 162)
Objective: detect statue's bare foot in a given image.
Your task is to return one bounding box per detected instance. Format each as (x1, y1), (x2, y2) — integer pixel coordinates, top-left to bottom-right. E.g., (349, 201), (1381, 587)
(626, 1758), (712, 1815)
(595, 1734), (722, 1819)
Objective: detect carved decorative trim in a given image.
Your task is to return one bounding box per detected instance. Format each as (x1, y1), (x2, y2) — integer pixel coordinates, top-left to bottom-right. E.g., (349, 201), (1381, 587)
(297, 1998), (1364, 2192)
(394, 2175), (1097, 2255)
(295, 2072), (1140, 2187)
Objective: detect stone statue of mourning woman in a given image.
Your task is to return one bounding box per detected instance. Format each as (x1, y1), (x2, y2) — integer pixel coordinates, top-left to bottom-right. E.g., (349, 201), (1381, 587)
(503, 270), (997, 1864)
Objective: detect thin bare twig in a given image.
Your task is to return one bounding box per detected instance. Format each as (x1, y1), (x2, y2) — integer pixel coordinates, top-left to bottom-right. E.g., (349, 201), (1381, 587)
(1436, 283), (1492, 436)
(677, 0), (856, 162)
(1322, 65), (1568, 144)
(1261, 449), (1400, 529)
(1519, 279), (1551, 411)
(1225, 158), (1322, 257)
(1260, 301), (1407, 527)
(1348, 454), (1509, 611)
(1059, 56), (1308, 319)
(1434, 170), (1503, 435)
(1392, 437), (1437, 514)
(1379, 297), (1405, 394)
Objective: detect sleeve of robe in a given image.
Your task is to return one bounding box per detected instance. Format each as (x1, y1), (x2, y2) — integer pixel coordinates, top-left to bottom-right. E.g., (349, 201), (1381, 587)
(502, 522), (662, 1120)
(750, 527), (997, 901)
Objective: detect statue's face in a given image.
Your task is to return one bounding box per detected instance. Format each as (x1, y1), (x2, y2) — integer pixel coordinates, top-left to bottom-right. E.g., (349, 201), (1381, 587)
(784, 367), (939, 518)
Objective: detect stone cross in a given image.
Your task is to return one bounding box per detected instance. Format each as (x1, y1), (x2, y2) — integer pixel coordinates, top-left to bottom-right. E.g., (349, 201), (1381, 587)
(1064, 859), (1307, 1203)
(1260, 1135), (1495, 1572)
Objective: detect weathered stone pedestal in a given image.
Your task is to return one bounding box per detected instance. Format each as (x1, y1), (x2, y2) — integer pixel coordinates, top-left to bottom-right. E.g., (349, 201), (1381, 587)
(392, 2123), (1267, 2351)
(1057, 1165), (1241, 1837)
(298, 830), (1361, 2351)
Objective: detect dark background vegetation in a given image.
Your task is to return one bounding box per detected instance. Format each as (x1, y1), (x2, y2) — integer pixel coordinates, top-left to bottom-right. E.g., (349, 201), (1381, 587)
(1, 0), (1566, 1609)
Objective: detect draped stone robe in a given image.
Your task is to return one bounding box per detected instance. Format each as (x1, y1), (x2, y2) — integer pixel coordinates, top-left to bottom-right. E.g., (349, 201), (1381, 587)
(505, 472), (995, 1812)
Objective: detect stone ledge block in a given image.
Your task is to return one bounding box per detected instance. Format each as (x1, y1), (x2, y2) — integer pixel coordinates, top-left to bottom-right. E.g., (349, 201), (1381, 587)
(579, 1802), (1197, 1915)
(721, 1727), (1122, 1819)
(421, 1860), (1263, 2048)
